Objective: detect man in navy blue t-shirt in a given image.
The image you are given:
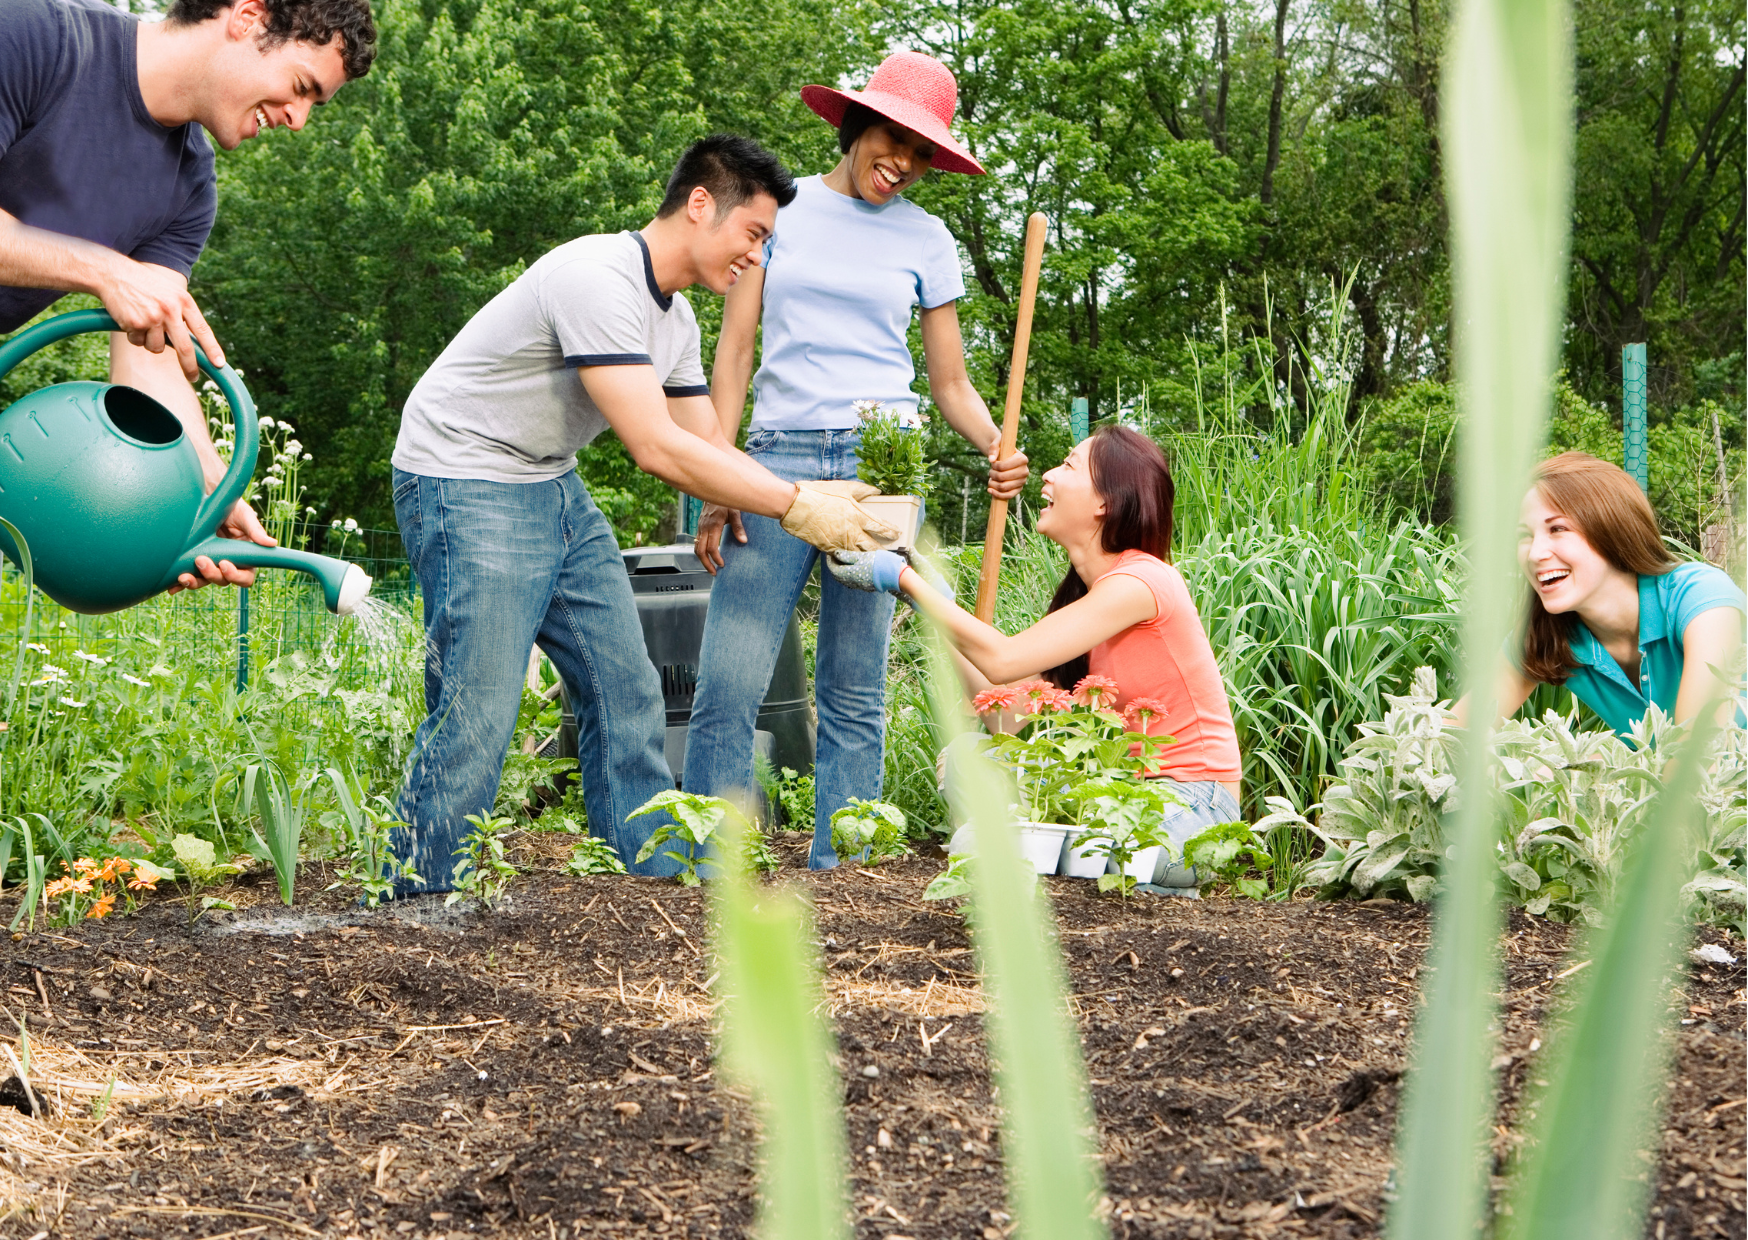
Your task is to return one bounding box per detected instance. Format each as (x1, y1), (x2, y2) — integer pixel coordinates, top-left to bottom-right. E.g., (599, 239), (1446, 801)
(0, 0), (375, 590)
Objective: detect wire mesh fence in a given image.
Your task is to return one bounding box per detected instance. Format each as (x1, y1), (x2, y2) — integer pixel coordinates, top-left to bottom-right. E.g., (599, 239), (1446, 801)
(0, 528), (418, 693)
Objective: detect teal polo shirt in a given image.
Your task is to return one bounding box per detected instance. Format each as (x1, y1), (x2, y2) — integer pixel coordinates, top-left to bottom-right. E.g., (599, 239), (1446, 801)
(1560, 561), (1745, 738)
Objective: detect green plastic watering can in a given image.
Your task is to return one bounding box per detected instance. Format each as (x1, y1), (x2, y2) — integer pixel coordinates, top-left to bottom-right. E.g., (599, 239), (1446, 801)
(0, 309), (371, 615)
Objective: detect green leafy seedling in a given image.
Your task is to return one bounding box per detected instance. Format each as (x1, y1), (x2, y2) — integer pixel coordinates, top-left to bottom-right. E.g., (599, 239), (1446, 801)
(172, 833), (241, 922)
(565, 836), (628, 877)
(1070, 779), (1174, 898)
(630, 789), (741, 885)
(923, 853), (975, 902)
(449, 811), (519, 907)
(829, 798), (911, 866)
(1182, 821), (1274, 899)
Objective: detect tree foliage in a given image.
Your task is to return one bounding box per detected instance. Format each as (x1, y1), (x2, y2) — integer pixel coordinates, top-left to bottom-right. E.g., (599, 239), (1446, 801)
(163, 0), (1740, 535)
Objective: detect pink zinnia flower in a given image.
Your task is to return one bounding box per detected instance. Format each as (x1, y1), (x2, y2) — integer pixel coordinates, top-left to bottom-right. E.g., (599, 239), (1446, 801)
(1125, 697), (1171, 732)
(1072, 674), (1120, 708)
(972, 686), (1019, 715)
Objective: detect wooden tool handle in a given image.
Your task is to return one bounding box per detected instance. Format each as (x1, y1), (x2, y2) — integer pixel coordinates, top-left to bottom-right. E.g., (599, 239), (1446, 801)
(975, 212), (1048, 624)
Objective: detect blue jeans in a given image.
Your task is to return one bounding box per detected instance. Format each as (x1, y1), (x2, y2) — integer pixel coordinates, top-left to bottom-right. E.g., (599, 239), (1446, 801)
(683, 428), (896, 869)
(391, 468), (680, 890)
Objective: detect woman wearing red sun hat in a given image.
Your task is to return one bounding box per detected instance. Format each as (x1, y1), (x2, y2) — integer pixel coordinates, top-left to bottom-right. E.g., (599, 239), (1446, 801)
(685, 51), (1030, 869)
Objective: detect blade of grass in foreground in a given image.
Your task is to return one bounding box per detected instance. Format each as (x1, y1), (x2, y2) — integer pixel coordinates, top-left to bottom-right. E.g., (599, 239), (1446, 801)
(711, 807), (849, 1240)
(1502, 707), (1723, 1240)
(921, 631), (1106, 1240)
(1387, 0), (1573, 1233)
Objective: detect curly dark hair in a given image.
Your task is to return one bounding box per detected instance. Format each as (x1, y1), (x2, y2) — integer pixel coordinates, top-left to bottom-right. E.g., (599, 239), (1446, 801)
(166, 0), (378, 81)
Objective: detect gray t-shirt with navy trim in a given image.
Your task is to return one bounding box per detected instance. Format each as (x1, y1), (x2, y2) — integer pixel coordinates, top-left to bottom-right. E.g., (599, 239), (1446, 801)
(393, 231), (707, 483)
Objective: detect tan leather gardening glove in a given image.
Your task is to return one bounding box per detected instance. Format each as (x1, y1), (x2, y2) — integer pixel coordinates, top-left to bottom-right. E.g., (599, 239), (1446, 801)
(795, 479), (880, 502)
(779, 482), (897, 552)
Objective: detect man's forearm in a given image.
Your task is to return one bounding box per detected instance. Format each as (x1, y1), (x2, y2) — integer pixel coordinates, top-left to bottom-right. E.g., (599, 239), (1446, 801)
(634, 428), (796, 519)
(0, 211), (115, 297)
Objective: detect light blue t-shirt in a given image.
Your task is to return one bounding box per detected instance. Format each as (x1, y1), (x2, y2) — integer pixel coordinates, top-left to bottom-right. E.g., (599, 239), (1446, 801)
(1559, 560), (1746, 738)
(749, 175), (967, 430)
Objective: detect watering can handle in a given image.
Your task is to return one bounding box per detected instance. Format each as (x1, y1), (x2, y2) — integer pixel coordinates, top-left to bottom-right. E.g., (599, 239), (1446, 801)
(0, 308), (258, 542)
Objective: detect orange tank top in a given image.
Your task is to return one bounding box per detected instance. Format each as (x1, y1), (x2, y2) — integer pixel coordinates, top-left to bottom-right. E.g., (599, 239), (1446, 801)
(1087, 550), (1242, 784)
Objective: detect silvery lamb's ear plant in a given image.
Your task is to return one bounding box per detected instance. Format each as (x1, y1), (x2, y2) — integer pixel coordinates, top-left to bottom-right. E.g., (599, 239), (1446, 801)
(1256, 665), (1458, 904)
(1260, 673), (1746, 927)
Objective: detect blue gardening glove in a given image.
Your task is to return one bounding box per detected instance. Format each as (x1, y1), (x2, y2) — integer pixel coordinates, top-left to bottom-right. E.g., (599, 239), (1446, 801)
(826, 549), (905, 594)
(902, 549), (956, 603)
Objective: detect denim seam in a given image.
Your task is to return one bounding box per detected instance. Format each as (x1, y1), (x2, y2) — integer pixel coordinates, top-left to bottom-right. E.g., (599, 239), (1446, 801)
(552, 492), (622, 857)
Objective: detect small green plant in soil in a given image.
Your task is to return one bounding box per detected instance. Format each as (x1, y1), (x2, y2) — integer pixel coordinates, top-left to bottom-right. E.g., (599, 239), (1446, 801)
(1182, 820), (1273, 899)
(923, 853), (975, 902)
(756, 756), (815, 831)
(741, 823), (781, 873)
(853, 400), (929, 497)
(449, 811), (519, 906)
(1069, 779), (1175, 897)
(829, 798), (911, 865)
(241, 762), (313, 906)
(630, 789), (742, 885)
(321, 770), (419, 907)
(565, 836), (628, 877)
(172, 833), (241, 922)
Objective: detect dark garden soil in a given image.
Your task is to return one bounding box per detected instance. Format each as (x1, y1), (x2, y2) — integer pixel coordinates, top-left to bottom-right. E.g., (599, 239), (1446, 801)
(0, 839), (1742, 1240)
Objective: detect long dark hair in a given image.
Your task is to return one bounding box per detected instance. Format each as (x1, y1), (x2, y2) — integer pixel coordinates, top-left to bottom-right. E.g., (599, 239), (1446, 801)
(1520, 452), (1676, 684)
(1041, 426), (1176, 690)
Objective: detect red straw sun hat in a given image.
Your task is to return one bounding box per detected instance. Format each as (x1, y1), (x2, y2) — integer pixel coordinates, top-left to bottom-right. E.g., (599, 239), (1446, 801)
(801, 51), (986, 176)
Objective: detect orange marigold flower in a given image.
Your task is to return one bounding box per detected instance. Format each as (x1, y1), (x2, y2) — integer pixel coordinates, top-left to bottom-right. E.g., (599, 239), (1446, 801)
(1071, 674), (1120, 707)
(72, 857), (101, 877)
(127, 871), (159, 891)
(86, 893), (116, 919)
(96, 857), (132, 883)
(971, 687), (1019, 714)
(43, 877), (75, 900)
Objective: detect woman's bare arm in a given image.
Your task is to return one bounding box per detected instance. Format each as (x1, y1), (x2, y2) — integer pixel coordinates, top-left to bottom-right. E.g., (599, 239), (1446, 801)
(695, 265), (766, 571)
(1674, 606), (1745, 728)
(919, 301), (1028, 499)
(899, 564), (1157, 685)
(1450, 662), (1539, 728)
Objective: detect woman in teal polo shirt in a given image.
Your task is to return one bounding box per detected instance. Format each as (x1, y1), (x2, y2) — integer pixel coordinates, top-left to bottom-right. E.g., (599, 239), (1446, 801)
(1463, 451), (1744, 736)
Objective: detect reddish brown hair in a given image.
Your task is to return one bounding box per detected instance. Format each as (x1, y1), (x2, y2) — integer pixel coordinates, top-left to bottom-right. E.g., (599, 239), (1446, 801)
(1042, 426), (1176, 689)
(1520, 451), (1676, 684)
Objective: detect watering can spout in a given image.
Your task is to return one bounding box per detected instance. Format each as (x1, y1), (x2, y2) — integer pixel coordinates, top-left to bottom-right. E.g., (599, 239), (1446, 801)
(181, 538), (374, 615)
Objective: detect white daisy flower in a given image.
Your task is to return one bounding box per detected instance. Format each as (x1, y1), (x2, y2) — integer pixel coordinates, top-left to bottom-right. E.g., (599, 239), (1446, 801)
(122, 674), (151, 687)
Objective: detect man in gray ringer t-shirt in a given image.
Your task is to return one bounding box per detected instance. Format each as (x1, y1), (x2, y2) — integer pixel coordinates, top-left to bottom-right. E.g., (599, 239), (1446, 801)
(387, 135), (897, 889)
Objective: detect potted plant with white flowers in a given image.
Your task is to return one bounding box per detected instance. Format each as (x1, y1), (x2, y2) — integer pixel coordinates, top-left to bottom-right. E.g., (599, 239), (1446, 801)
(852, 399), (928, 550)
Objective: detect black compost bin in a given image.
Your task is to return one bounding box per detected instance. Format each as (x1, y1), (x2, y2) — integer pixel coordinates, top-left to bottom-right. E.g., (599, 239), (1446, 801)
(555, 544), (815, 807)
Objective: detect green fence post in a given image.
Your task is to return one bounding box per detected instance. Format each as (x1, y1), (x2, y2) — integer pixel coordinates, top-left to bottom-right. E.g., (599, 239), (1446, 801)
(1071, 396), (1089, 444)
(1622, 342), (1648, 493)
(679, 494), (702, 539)
(235, 585), (250, 693)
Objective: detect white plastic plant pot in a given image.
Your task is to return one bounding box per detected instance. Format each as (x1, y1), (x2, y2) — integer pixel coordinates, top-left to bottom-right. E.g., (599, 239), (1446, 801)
(860, 494), (924, 551)
(1119, 844), (1167, 883)
(1059, 831), (1109, 879)
(1017, 823), (1071, 875)
(946, 820), (1069, 876)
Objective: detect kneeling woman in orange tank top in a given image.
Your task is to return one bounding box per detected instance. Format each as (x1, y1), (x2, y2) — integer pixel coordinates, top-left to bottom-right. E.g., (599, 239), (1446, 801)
(828, 425), (1243, 849)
